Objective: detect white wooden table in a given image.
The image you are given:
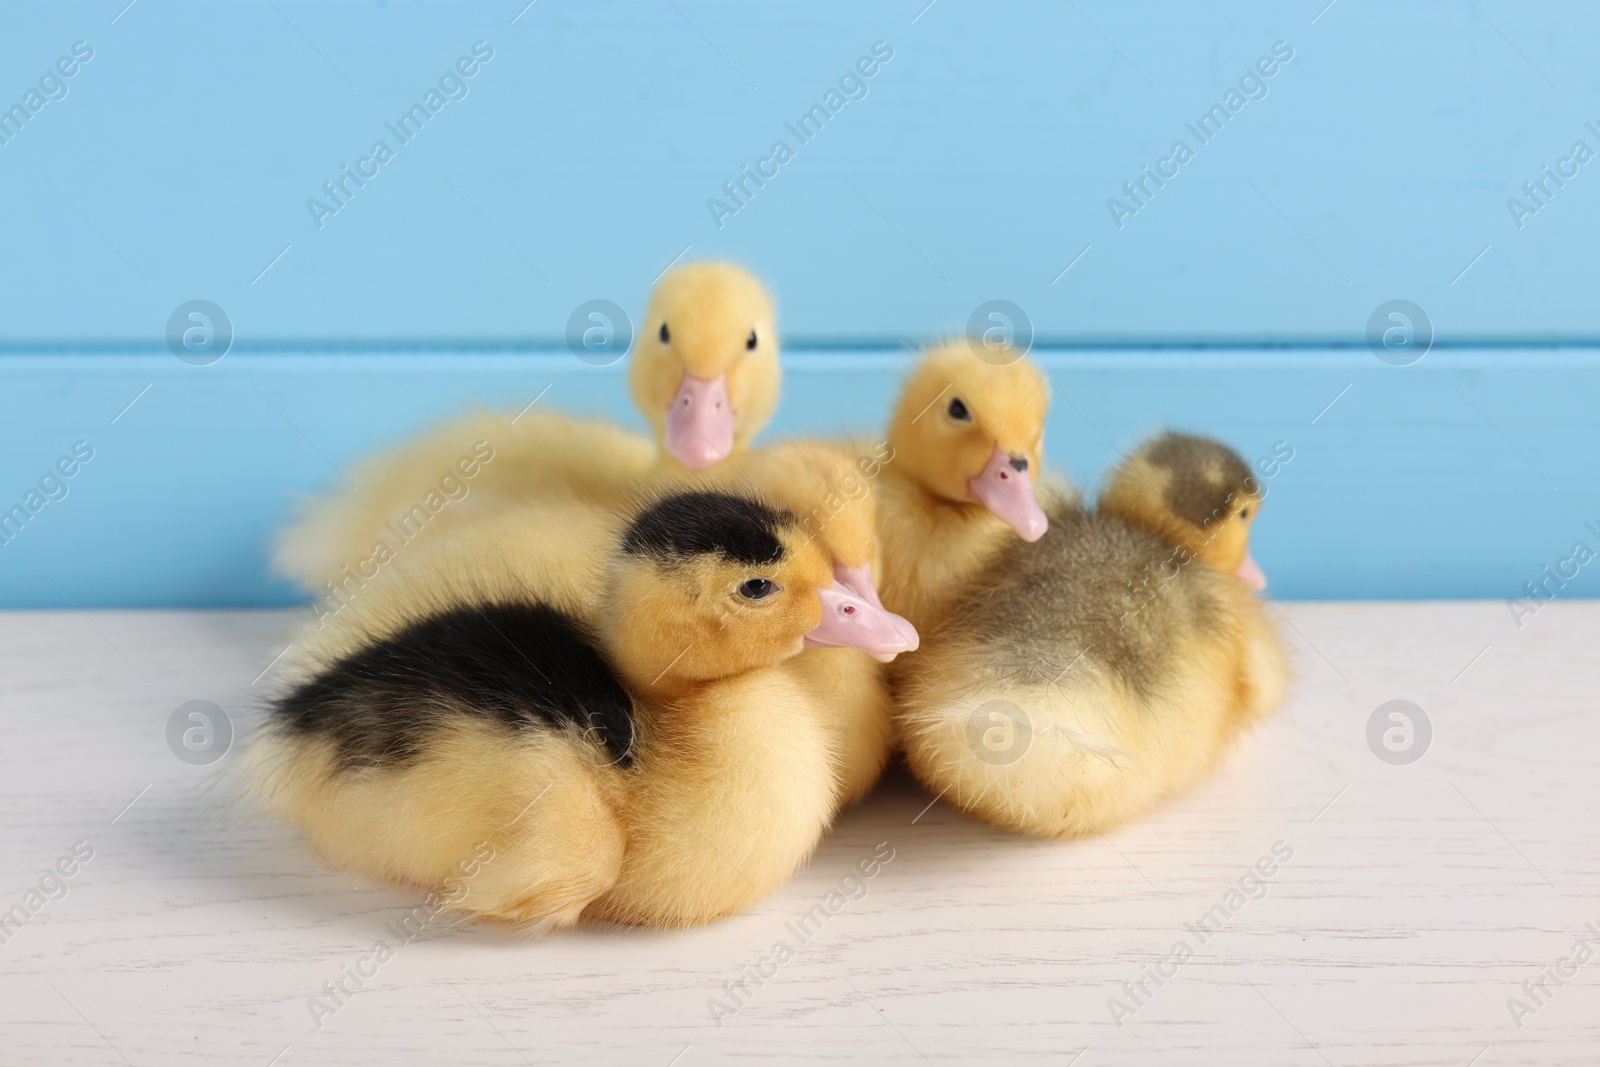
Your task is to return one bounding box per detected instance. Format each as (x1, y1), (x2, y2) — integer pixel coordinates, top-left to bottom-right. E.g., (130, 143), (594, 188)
(0, 603), (1594, 1066)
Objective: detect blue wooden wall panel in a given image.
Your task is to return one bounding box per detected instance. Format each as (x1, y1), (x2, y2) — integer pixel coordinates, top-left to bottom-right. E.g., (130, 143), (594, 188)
(3, 1), (1597, 606)
(0, 0), (1596, 344)
(2, 349), (1595, 608)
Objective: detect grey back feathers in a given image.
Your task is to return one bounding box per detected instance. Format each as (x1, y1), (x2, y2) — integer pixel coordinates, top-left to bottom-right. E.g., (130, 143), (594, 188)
(1141, 432), (1257, 529)
(932, 499), (1230, 702)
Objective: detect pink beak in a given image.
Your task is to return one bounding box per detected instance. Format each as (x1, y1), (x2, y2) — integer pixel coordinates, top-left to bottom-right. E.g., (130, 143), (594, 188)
(1237, 552), (1267, 591)
(663, 373), (734, 471)
(804, 581), (917, 661)
(968, 445), (1048, 542)
(832, 562), (919, 662)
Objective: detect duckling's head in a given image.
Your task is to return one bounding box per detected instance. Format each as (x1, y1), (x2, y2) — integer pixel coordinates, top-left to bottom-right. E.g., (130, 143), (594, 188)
(602, 490), (914, 691)
(718, 441), (919, 659)
(1099, 431), (1268, 589)
(888, 341), (1051, 541)
(628, 261), (780, 472)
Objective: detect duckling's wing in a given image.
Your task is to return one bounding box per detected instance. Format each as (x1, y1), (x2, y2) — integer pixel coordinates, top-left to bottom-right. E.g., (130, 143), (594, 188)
(273, 599), (638, 771)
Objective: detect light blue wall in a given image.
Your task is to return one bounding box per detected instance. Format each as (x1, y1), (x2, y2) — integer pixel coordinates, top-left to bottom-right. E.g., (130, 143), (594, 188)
(3, 0), (1598, 343)
(3, 348), (1595, 607)
(2, 1), (1597, 606)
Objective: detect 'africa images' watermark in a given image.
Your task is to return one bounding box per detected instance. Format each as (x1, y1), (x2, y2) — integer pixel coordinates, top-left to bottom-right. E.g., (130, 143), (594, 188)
(1107, 840), (1294, 1027)
(794, 440), (896, 548)
(310, 442), (496, 628)
(706, 841), (896, 1027)
(306, 42), (495, 230)
(1366, 699), (1430, 765)
(1505, 920), (1600, 1030)
(307, 840), (496, 1029)
(1106, 41), (1294, 230)
(1506, 520), (1600, 630)
(167, 700), (234, 767)
(0, 840), (95, 945)
(0, 440), (95, 549)
(1506, 122), (1600, 231)
(706, 41), (895, 230)
(0, 40), (94, 148)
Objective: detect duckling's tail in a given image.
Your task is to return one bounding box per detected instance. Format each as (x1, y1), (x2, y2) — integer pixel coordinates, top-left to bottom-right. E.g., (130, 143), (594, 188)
(897, 645), (1170, 839)
(239, 717), (625, 932)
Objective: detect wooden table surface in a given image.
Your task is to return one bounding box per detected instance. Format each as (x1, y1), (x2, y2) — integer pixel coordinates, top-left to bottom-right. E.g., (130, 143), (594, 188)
(0, 603), (1594, 1066)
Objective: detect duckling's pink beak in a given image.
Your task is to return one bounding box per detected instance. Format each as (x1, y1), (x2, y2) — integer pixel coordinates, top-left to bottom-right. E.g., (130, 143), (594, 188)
(832, 562), (920, 661)
(664, 372), (734, 471)
(804, 581), (917, 661)
(1237, 552), (1267, 591)
(968, 445), (1048, 542)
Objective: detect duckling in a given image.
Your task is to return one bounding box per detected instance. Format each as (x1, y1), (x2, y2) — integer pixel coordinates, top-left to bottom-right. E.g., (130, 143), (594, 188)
(271, 260), (779, 591)
(1098, 430), (1271, 591)
(870, 340), (1053, 636)
(894, 433), (1288, 838)
(292, 432), (914, 810)
(248, 488), (913, 932)
(630, 260), (780, 473)
(705, 440), (920, 806)
(444, 437), (920, 811)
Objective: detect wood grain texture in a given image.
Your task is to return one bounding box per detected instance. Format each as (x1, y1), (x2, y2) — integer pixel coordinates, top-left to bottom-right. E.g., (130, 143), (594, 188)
(0, 603), (1595, 1066)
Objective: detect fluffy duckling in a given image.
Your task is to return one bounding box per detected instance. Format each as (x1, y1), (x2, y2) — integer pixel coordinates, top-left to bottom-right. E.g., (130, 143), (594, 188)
(870, 340), (1053, 636)
(1098, 431), (1270, 591)
(292, 433), (914, 810)
(630, 260), (780, 472)
(894, 433), (1288, 838)
(272, 260), (778, 591)
(249, 488), (912, 932)
(706, 440), (920, 805)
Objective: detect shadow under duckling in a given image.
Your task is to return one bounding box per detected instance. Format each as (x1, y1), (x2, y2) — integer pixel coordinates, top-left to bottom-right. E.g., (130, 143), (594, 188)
(894, 432), (1289, 839)
(246, 488), (912, 932)
(272, 260), (780, 592)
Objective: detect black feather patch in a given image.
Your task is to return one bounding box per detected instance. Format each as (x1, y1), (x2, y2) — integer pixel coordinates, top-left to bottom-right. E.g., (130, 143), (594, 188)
(273, 601), (636, 769)
(622, 490), (791, 566)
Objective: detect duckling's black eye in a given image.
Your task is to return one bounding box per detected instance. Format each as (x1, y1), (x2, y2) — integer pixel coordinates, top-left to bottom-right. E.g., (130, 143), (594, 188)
(948, 397), (970, 421)
(738, 578), (777, 600)
(659, 322), (670, 344)
(746, 329), (758, 351)
(1239, 507), (1251, 520)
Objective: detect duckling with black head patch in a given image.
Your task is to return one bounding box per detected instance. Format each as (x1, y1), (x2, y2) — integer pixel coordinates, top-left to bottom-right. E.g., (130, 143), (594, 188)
(895, 433), (1287, 838)
(248, 487), (911, 931)
(703, 440), (919, 807)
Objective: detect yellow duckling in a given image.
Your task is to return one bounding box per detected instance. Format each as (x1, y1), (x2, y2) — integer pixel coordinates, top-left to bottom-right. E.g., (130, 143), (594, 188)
(870, 340), (1053, 636)
(272, 260), (779, 591)
(1098, 431), (1270, 591)
(630, 260), (779, 472)
(248, 488), (912, 932)
(706, 440), (920, 805)
(895, 432), (1288, 838)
